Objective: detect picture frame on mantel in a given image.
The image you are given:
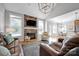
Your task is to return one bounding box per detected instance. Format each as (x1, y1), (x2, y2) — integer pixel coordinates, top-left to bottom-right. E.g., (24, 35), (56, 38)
(75, 20), (79, 32)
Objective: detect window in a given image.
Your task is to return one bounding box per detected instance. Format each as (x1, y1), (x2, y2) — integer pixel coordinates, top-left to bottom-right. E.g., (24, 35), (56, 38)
(48, 22), (67, 36)
(58, 24), (67, 35)
(6, 11), (22, 37)
(9, 15), (22, 37)
(52, 24), (57, 34)
(38, 20), (44, 34)
(49, 25), (52, 36)
(62, 24), (67, 33)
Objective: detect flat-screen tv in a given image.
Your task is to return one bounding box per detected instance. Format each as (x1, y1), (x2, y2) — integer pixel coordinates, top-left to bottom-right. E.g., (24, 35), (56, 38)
(26, 20), (36, 27)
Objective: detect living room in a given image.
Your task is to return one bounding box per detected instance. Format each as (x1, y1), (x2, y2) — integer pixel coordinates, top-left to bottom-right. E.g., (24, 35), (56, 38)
(0, 3), (79, 56)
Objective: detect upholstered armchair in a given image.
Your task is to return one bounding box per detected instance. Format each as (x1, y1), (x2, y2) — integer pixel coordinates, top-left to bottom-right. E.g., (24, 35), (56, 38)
(41, 32), (49, 41)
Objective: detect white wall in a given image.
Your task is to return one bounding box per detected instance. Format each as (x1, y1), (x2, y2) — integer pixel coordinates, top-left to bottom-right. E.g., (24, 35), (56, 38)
(0, 4), (5, 32)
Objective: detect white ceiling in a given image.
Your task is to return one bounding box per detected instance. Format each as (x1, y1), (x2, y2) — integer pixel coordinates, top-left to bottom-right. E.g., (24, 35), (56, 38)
(48, 10), (77, 23)
(4, 3), (49, 19)
(4, 3), (79, 21)
(47, 3), (79, 19)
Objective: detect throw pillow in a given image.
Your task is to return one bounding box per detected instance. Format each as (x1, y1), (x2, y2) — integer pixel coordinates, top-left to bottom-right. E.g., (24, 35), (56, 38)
(0, 46), (11, 56)
(4, 33), (14, 45)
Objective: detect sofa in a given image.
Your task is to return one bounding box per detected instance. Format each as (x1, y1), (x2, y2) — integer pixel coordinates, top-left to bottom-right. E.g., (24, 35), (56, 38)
(0, 32), (22, 56)
(40, 33), (79, 56)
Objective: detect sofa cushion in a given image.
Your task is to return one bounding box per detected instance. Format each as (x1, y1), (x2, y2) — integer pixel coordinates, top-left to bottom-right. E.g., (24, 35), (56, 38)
(58, 33), (79, 56)
(50, 42), (62, 52)
(0, 46), (11, 56)
(65, 47), (79, 56)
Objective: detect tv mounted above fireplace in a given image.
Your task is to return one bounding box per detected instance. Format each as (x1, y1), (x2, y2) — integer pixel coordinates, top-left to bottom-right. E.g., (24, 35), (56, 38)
(26, 20), (37, 27)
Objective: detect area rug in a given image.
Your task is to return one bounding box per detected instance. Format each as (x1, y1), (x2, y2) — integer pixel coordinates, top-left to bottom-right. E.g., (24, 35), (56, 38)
(22, 42), (40, 56)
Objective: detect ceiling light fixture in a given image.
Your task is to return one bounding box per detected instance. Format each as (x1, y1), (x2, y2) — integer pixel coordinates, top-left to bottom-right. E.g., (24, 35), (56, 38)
(38, 3), (56, 14)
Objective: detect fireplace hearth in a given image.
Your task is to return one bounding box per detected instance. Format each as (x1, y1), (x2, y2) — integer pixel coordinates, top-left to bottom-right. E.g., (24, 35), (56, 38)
(27, 33), (36, 39)
(24, 29), (37, 40)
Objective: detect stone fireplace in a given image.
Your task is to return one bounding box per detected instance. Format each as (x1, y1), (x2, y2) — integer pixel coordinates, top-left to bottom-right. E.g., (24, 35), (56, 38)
(24, 29), (37, 40)
(24, 15), (37, 41)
